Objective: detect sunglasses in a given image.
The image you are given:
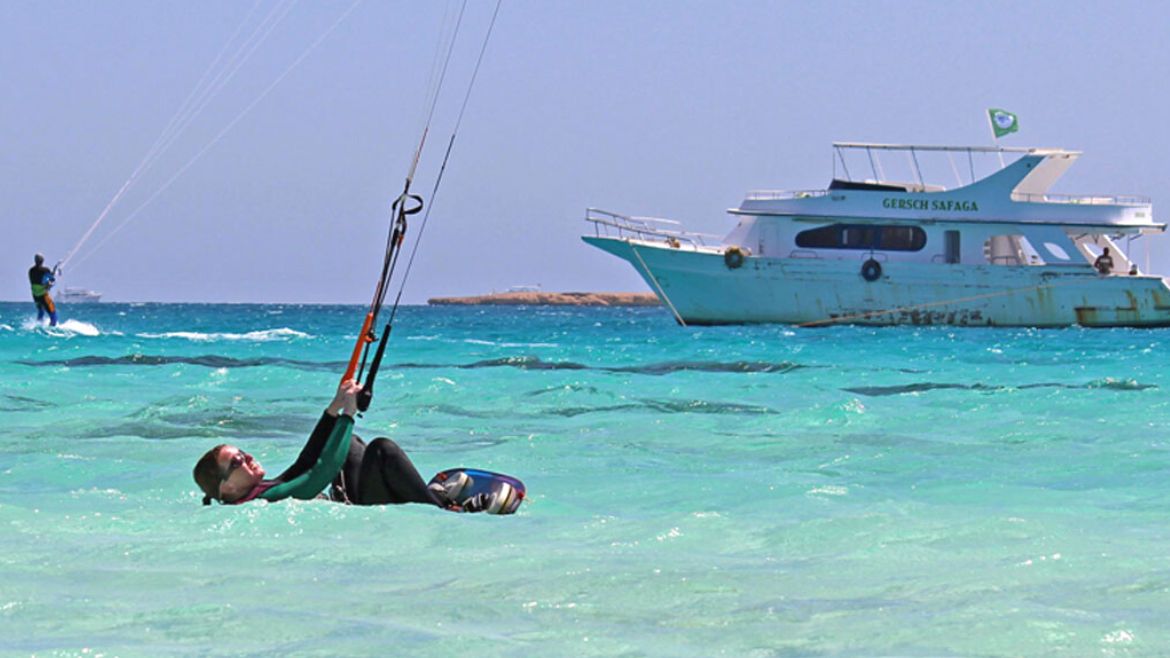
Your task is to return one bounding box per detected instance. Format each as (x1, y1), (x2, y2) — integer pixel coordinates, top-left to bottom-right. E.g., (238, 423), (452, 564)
(220, 449), (249, 482)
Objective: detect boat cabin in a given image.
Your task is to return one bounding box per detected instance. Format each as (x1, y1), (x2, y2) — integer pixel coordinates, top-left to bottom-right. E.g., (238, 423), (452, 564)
(725, 143), (1160, 275)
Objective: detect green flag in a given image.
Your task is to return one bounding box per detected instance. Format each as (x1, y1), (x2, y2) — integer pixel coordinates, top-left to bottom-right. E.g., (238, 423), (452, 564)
(988, 108), (1019, 138)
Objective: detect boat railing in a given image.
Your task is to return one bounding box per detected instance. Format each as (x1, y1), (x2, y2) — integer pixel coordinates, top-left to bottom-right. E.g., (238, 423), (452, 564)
(744, 189), (1150, 207)
(1010, 192), (1150, 206)
(585, 208), (720, 248)
(833, 142), (1061, 154)
(744, 189), (829, 201)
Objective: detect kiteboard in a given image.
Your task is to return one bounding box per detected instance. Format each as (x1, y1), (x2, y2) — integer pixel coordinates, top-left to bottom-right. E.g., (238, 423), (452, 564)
(429, 468), (525, 515)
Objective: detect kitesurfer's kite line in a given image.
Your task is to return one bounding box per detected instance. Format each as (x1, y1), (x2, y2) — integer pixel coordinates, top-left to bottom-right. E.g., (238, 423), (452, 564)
(63, 0), (359, 275)
(342, 0), (503, 413)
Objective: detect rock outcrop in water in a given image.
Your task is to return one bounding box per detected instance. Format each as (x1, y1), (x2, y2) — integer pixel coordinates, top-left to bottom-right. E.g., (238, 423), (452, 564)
(427, 292), (660, 306)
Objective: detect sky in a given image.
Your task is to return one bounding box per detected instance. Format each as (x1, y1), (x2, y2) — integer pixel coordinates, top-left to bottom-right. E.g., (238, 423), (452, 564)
(2, 0), (1168, 304)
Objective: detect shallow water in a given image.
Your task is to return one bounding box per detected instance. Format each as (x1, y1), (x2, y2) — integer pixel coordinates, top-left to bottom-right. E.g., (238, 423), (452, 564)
(2, 301), (1168, 656)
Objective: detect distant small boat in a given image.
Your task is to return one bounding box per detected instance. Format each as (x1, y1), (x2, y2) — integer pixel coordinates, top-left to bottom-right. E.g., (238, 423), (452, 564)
(56, 287), (103, 303)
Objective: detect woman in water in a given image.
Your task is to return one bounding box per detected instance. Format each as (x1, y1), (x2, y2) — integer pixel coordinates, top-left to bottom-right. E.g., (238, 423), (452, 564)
(192, 380), (487, 510)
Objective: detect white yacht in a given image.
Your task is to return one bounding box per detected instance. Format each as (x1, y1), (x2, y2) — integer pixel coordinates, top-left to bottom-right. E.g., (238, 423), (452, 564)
(583, 142), (1168, 327)
(56, 287), (103, 303)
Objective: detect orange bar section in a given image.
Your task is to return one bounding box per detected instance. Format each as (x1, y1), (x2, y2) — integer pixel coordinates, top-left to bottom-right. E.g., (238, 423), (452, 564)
(342, 312), (376, 384)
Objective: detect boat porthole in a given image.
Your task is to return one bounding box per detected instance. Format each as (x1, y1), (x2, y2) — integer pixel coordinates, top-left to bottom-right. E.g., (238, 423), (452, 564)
(861, 259), (882, 282)
(724, 247), (745, 270)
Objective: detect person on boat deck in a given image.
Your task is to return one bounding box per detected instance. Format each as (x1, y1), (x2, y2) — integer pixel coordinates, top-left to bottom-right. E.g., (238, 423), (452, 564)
(193, 379), (493, 511)
(28, 253), (57, 326)
(1094, 247), (1115, 275)
(1130, 264), (1139, 276)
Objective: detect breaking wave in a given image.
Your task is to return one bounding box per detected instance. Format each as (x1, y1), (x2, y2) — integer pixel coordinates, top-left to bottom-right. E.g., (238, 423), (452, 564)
(430, 397), (779, 418)
(0, 394), (55, 412)
(844, 380), (1157, 396)
(18, 353), (805, 377)
(397, 356), (806, 375)
(135, 328), (312, 342)
(20, 318), (102, 336)
(19, 354), (344, 371)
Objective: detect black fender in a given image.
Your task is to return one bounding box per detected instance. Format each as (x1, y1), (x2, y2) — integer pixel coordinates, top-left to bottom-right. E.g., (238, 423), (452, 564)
(860, 259), (882, 282)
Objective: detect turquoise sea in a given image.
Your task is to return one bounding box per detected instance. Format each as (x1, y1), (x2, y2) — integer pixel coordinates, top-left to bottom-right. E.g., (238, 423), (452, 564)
(2, 301), (1168, 656)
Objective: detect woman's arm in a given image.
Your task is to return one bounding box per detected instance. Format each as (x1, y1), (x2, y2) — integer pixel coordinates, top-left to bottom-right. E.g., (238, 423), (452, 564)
(271, 381), (358, 482)
(261, 380), (361, 501)
(260, 414), (354, 501)
(273, 411), (338, 482)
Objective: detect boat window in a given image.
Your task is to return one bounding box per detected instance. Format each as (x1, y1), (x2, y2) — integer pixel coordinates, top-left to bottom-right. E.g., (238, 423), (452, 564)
(795, 224), (927, 251)
(794, 225), (843, 249)
(881, 226), (925, 251)
(842, 226), (879, 249)
(827, 179), (909, 192)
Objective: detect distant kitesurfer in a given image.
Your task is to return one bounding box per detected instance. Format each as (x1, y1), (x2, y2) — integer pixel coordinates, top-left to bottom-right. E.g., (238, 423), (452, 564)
(193, 380), (499, 511)
(28, 253), (57, 326)
(1094, 247), (1114, 275)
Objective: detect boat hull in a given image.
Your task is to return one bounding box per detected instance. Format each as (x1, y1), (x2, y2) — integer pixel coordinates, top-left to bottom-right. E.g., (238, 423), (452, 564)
(584, 237), (1170, 328)
(57, 294), (102, 303)
(56, 287), (102, 303)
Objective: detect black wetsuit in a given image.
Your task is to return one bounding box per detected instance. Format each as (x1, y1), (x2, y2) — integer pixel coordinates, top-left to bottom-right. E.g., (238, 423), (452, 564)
(28, 264), (57, 324)
(241, 410), (442, 506)
(330, 434), (444, 506)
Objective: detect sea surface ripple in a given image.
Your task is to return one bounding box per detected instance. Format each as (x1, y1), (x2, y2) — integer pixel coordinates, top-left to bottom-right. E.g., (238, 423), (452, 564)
(2, 302), (1168, 656)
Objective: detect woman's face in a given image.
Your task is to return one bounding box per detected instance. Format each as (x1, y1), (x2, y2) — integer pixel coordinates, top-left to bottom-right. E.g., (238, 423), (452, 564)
(216, 445), (265, 500)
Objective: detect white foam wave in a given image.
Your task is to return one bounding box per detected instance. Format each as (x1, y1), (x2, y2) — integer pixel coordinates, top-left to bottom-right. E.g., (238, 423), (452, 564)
(0, 324), (12, 332)
(21, 318), (101, 336)
(806, 485), (849, 497)
(61, 320), (101, 336)
(462, 338), (559, 348)
(136, 327), (312, 342)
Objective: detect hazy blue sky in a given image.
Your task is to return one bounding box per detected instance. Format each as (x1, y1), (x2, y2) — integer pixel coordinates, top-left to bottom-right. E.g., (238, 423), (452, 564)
(3, 0), (1167, 303)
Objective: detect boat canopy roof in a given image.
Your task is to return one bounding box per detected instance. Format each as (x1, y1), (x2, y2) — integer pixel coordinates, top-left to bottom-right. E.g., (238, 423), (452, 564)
(823, 143), (1141, 202)
(832, 142), (1078, 156)
(736, 141), (1156, 231)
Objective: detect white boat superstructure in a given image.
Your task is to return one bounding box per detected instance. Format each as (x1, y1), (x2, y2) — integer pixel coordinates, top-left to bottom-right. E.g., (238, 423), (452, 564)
(584, 142), (1168, 327)
(56, 287), (103, 303)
